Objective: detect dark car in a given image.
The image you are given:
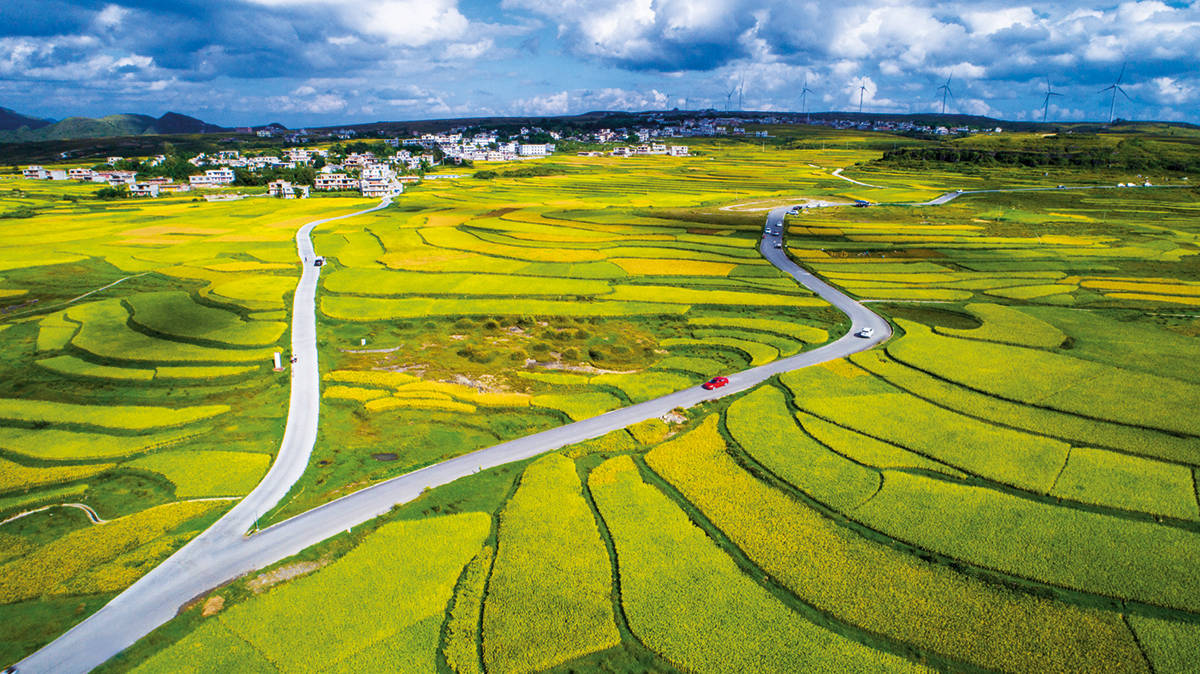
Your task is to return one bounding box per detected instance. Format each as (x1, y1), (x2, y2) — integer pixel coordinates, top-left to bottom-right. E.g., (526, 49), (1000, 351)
(702, 376), (729, 390)
(313, 257), (325, 267)
(853, 200), (870, 208)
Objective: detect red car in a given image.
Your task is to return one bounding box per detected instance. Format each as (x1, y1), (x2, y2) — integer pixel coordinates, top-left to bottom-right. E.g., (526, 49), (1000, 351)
(702, 376), (729, 390)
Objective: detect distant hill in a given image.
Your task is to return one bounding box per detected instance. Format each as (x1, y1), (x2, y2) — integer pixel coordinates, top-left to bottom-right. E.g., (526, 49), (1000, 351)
(0, 111), (226, 142)
(0, 107), (53, 132)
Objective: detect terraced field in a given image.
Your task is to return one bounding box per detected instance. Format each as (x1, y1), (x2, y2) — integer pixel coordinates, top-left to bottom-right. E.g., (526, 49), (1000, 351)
(8, 127), (1200, 672)
(0, 178), (378, 664)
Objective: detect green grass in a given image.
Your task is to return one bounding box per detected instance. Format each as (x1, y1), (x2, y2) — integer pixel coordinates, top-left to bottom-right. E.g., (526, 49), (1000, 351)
(531, 392), (625, 421)
(0, 501), (227, 605)
(126, 292), (287, 348)
(124, 451), (269, 498)
(442, 546), (492, 674)
(324, 268), (612, 297)
(686, 316), (828, 343)
(726, 387), (880, 510)
(0, 427), (202, 461)
(782, 363), (1069, 494)
(850, 349), (1200, 465)
(889, 319), (1200, 437)
(0, 398), (229, 432)
(1127, 615), (1200, 674)
(589, 454), (923, 673)
(589, 371), (697, 402)
(135, 513), (489, 672)
(37, 355), (155, 381)
(66, 300), (273, 364)
(855, 471), (1200, 612)
(483, 454), (619, 673)
(795, 411), (964, 477)
(936, 303), (1067, 348)
(1051, 447), (1198, 520)
(0, 456), (114, 493)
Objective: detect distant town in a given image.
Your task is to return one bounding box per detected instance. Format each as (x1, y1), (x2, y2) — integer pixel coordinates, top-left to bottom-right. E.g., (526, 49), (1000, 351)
(17, 112), (1005, 200)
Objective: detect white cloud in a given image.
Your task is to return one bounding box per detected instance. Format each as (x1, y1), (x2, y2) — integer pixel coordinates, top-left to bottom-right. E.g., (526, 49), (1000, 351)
(94, 4), (129, 30)
(1149, 76), (1193, 104)
(962, 7), (1036, 36)
(513, 90), (569, 115)
(245, 0), (471, 47)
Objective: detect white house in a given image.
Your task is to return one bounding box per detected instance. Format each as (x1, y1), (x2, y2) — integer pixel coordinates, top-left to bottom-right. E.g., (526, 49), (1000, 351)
(189, 168), (236, 187)
(22, 166), (48, 180)
(667, 146), (690, 157)
(360, 164), (402, 197)
(69, 167), (94, 181)
(518, 143), (548, 157)
(313, 173), (359, 191)
(130, 183), (160, 198)
(267, 180), (309, 199)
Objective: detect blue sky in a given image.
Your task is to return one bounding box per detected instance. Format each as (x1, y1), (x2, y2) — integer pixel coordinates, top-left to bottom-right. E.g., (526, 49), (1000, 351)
(1, 0), (1197, 126)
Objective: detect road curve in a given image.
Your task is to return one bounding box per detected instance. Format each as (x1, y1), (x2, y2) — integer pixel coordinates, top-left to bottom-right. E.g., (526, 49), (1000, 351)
(15, 202), (886, 674)
(14, 197), (392, 674)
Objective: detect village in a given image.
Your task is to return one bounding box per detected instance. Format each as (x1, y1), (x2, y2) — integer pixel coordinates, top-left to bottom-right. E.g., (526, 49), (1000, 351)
(19, 126), (693, 201)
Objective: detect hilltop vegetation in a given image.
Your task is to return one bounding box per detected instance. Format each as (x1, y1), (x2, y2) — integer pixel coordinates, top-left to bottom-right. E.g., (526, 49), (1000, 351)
(875, 129), (1200, 172)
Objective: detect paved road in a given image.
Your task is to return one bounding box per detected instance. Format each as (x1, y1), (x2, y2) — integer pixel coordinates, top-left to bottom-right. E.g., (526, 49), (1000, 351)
(13, 197), (392, 674)
(16, 203), (887, 674)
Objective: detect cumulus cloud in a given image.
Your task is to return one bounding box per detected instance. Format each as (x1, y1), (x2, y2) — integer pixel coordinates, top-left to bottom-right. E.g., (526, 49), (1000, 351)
(1, 0), (1199, 124)
(513, 91), (570, 115)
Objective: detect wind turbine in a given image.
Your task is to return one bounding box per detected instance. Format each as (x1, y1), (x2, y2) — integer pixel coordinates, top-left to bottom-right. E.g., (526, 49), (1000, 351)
(737, 73), (745, 112)
(937, 75), (954, 115)
(856, 80), (868, 114)
(725, 84), (737, 112)
(800, 79), (815, 122)
(1100, 62), (1132, 124)
(1040, 78), (1062, 123)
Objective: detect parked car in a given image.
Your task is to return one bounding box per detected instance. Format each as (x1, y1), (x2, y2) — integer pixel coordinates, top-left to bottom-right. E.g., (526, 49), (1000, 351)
(702, 376), (729, 390)
(313, 256), (325, 267)
(857, 327), (874, 338)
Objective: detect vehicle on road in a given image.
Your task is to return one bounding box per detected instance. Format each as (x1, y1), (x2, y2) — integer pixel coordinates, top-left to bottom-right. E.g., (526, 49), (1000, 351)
(701, 376), (729, 390)
(313, 256), (325, 267)
(1058, 184), (1066, 189)
(774, 242), (783, 249)
(787, 207), (800, 215)
(853, 200), (870, 208)
(857, 327), (874, 338)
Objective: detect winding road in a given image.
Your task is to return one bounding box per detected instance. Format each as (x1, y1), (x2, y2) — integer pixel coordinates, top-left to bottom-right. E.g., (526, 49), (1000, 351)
(14, 197), (899, 673)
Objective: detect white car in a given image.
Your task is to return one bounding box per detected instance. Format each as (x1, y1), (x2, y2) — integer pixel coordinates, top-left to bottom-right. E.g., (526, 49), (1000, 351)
(774, 242), (783, 249)
(857, 327), (874, 338)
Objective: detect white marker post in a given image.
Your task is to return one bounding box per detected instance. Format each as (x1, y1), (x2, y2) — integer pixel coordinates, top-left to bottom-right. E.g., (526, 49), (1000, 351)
(273, 351), (283, 371)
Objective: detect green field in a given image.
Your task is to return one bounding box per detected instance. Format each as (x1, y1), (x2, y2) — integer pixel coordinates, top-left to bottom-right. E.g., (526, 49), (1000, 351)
(5, 126), (1200, 670)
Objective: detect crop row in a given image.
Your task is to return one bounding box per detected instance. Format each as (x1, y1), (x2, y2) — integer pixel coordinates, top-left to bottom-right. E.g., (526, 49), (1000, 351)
(644, 416), (1147, 673)
(589, 453), (923, 672)
(135, 513), (490, 672)
(482, 454), (619, 673)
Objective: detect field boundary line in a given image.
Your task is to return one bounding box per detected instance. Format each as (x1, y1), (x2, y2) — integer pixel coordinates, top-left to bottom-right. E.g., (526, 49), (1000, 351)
(2, 272), (150, 322)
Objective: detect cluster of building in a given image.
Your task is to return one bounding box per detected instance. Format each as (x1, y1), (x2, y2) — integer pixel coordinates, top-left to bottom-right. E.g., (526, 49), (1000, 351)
(394, 131), (555, 163)
(589, 144), (690, 158)
(21, 164), (196, 196)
